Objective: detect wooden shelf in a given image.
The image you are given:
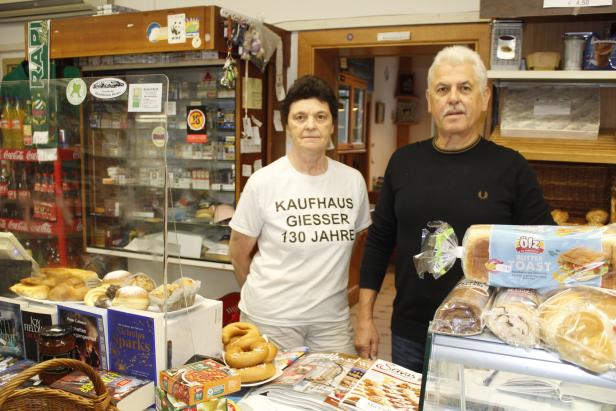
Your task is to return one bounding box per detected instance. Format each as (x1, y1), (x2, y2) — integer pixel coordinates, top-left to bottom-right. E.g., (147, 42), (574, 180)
(489, 128), (616, 164)
(488, 70), (616, 82)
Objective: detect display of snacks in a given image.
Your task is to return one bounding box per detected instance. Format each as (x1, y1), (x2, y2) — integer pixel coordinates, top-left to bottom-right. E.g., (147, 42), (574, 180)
(9, 267), (100, 301)
(159, 359), (240, 406)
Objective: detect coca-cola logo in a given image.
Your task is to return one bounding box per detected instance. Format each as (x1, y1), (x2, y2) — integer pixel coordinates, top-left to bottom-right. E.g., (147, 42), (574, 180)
(3, 150), (25, 161)
(8, 220), (29, 231)
(25, 150), (38, 161)
(30, 222), (52, 234)
(90, 78), (127, 99)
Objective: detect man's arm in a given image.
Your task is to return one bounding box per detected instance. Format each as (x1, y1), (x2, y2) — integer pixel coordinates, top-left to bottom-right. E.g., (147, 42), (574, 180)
(229, 229), (258, 287)
(354, 288), (379, 359)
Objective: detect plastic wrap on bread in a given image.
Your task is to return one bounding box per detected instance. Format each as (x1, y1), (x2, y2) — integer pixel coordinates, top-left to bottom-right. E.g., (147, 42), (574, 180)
(538, 286), (616, 374)
(415, 221), (616, 290)
(414, 221), (462, 279)
(484, 288), (542, 348)
(432, 279), (493, 336)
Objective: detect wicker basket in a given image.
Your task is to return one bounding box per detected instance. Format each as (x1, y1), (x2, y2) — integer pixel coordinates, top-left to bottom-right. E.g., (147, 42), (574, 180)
(531, 162), (611, 223)
(0, 359), (117, 411)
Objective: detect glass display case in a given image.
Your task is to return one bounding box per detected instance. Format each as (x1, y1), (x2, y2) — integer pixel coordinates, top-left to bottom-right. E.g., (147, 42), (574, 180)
(82, 65), (236, 265)
(421, 329), (616, 410)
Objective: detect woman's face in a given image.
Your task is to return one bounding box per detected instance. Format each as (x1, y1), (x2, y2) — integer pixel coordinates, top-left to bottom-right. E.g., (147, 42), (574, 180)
(286, 98), (334, 154)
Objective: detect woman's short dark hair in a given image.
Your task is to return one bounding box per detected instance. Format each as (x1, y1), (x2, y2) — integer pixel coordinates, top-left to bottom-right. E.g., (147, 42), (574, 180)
(281, 75), (338, 126)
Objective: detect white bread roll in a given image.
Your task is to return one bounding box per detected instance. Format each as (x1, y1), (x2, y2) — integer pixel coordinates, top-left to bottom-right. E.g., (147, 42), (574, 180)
(538, 287), (616, 373)
(102, 270), (132, 286)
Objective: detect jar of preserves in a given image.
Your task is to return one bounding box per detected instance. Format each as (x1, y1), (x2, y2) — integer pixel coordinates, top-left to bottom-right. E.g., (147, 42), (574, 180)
(37, 325), (76, 385)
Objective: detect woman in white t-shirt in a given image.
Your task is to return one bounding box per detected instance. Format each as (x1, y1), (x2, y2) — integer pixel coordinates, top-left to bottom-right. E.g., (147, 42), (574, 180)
(229, 75), (371, 354)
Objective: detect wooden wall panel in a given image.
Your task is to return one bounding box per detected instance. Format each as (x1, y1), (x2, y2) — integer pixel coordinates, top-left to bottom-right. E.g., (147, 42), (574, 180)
(49, 6), (223, 58)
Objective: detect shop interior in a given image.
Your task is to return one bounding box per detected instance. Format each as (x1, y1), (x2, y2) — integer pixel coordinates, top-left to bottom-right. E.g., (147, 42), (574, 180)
(0, 1), (614, 410)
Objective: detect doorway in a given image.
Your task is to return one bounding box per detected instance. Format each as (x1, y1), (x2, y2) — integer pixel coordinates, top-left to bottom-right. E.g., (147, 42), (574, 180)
(298, 22), (491, 189)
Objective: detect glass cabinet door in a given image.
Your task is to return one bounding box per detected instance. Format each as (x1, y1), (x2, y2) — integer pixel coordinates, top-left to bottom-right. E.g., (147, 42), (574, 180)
(352, 87), (365, 145)
(338, 86), (350, 146)
(337, 73), (367, 151)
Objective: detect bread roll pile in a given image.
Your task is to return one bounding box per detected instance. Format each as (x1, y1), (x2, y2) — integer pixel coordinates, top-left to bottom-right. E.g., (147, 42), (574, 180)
(222, 322), (278, 384)
(10, 267), (100, 301)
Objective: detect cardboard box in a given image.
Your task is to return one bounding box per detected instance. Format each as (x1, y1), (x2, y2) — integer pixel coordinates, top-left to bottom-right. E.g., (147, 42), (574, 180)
(160, 359), (240, 405)
(108, 298), (222, 384)
(155, 386), (227, 411)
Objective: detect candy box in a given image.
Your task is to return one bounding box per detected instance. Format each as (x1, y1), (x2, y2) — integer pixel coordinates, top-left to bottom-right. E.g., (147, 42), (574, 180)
(159, 359), (240, 405)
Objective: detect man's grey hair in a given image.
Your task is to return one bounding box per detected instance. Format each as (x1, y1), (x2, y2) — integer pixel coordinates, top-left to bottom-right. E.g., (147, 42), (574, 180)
(427, 45), (488, 93)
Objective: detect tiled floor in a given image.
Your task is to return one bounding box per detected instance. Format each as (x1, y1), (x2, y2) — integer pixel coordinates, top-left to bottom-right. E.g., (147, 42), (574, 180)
(350, 271), (395, 362)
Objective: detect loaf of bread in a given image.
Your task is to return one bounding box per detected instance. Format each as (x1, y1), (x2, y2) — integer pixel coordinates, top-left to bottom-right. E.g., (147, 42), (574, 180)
(461, 224), (616, 289)
(538, 286), (616, 374)
(484, 288), (541, 348)
(432, 279), (493, 336)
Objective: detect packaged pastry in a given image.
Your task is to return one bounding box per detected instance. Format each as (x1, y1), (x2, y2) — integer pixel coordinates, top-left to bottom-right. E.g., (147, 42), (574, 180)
(538, 286), (616, 374)
(172, 277), (201, 307)
(112, 285), (150, 310)
(414, 222), (616, 290)
(149, 283), (185, 312)
(484, 288), (541, 348)
(123, 272), (156, 292)
(432, 278), (493, 336)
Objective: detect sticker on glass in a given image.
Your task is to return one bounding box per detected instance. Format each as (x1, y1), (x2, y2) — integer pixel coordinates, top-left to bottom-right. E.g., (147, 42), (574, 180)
(66, 78), (87, 105)
(146, 22), (165, 43)
(128, 83), (163, 112)
(167, 13), (186, 44)
(89, 78), (127, 99)
(151, 126), (167, 148)
(186, 17), (199, 38)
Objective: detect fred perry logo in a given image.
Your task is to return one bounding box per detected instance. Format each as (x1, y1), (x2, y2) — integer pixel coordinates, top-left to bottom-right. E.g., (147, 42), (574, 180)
(478, 190), (488, 200)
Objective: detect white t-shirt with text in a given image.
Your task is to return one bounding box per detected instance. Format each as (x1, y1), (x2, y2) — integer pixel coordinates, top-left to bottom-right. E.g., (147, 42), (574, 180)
(230, 156), (371, 325)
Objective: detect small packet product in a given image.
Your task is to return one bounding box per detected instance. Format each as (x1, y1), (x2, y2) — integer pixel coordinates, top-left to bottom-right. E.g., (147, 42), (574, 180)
(413, 221), (462, 280)
(149, 283), (185, 311)
(484, 288), (542, 349)
(538, 286), (616, 374)
(432, 278), (493, 336)
(414, 222), (616, 290)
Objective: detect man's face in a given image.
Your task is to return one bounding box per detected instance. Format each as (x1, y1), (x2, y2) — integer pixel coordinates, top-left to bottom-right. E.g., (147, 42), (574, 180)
(287, 98), (333, 154)
(426, 62), (490, 138)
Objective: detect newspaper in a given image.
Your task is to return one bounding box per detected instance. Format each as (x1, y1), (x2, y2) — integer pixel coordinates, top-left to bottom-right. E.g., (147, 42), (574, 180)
(340, 359), (422, 411)
(249, 352), (373, 410)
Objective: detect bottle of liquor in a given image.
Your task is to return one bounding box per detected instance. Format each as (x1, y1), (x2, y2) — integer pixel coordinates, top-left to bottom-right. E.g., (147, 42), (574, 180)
(0, 163), (9, 217)
(11, 99), (24, 150)
(22, 100), (33, 148)
(7, 166), (18, 218)
(1, 97), (12, 149)
(17, 164), (31, 220)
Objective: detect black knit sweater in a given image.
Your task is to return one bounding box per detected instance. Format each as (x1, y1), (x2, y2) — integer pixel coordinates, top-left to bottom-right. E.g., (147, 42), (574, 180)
(360, 137), (554, 344)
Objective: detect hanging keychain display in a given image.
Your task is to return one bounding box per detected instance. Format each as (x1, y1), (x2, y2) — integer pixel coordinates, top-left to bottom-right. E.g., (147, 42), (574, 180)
(220, 17), (237, 89)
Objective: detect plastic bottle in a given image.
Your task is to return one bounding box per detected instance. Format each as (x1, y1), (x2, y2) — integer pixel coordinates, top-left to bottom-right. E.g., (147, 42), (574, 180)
(11, 98), (24, 150)
(22, 100), (33, 148)
(0, 97), (12, 149)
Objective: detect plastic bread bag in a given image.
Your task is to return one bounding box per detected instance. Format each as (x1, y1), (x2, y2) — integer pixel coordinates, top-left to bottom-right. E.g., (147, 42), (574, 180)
(172, 276), (202, 308)
(432, 278), (494, 336)
(148, 283), (185, 312)
(484, 288), (542, 349)
(415, 221), (616, 289)
(414, 221), (462, 279)
(537, 286), (616, 374)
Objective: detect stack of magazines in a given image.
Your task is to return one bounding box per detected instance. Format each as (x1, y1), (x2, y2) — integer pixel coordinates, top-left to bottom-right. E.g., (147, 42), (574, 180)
(245, 352), (422, 411)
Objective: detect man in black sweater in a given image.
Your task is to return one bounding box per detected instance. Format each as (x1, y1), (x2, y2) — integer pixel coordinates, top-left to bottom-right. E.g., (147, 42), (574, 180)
(354, 46), (554, 373)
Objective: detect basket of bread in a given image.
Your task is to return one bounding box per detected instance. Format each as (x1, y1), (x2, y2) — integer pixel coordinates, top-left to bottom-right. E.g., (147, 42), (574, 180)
(9, 267), (202, 313)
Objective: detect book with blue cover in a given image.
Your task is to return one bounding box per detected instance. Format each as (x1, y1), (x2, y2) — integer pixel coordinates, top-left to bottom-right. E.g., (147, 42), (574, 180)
(57, 303), (109, 370)
(107, 307), (165, 383)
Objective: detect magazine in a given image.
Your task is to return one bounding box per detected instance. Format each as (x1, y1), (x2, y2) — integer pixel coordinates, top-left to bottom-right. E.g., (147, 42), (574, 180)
(248, 351), (373, 411)
(50, 369), (154, 410)
(340, 359), (422, 411)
